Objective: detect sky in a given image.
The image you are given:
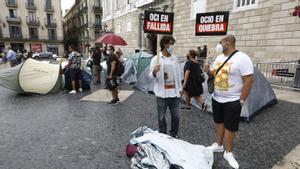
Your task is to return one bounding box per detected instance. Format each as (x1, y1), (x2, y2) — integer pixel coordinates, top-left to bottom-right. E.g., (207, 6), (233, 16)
(61, 0), (75, 16)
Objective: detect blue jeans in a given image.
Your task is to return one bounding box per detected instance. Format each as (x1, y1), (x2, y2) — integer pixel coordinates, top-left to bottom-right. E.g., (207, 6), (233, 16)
(156, 97), (180, 136)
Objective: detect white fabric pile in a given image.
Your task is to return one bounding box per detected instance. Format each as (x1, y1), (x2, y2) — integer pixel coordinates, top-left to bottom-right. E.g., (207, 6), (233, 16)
(130, 127), (213, 169)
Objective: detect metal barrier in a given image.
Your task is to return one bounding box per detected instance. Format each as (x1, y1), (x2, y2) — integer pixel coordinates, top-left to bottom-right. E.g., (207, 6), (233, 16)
(255, 60), (300, 90)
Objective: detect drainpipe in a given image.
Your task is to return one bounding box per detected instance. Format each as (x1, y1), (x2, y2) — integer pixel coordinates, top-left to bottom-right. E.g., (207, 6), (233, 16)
(138, 13), (144, 50)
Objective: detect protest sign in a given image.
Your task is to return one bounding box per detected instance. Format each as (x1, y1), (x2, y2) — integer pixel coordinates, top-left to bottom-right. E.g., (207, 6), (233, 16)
(195, 11), (229, 36)
(144, 10), (174, 35)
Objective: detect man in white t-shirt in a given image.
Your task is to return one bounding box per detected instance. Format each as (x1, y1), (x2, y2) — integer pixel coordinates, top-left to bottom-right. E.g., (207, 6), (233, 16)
(149, 35), (183, 138)
(204, 35), (254, 169)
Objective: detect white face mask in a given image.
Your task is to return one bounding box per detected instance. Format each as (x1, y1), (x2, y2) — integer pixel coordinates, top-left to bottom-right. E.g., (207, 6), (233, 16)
(106, 50), (111, 55)
(167, 45), (174, 54)
(216, 44), (223, 53)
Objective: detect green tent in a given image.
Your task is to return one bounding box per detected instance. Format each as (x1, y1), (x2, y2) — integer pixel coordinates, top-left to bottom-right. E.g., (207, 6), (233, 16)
(127, 52), (153, 78)
(0, 58), (62, 94)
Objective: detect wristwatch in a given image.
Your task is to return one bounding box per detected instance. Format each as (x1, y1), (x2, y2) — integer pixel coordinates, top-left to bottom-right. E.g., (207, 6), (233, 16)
(240, 99), (245, 106)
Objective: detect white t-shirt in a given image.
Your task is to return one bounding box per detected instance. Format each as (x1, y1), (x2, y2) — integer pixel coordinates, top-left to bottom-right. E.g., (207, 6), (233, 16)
(163, 56), (177, 98)
(211, 51), (254, 103)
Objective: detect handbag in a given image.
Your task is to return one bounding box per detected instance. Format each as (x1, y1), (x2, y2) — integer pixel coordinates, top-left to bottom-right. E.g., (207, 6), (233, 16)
(207, 50), (239, 94)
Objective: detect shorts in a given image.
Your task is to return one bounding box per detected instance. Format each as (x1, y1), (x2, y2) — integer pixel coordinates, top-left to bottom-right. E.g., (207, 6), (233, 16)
(106, 76), (120, 91)
(70, 68), (82, 81)
(92, 65), (101, 76)
(212, 98), (242, 131)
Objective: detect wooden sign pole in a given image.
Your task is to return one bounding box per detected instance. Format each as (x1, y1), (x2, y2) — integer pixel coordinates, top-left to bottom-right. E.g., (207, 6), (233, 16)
(205, 37), (211, 64)
(156, 34), (160, 64)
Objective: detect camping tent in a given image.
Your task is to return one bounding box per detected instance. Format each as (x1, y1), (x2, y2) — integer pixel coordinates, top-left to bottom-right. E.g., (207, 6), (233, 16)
(123, 52), (153, 91)
(0, 58), (62, 94)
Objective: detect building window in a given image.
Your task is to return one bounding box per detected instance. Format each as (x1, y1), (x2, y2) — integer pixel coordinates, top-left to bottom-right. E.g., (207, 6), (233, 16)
(9, 9), (17, 18)
(9, 26), (22, 38)
(45, 0), (52, 7)
(95, 14), (101, 25)
(48, 29), (56, 40)
(28, 12), (36, 22)
(95, 0), (101, 7)
(190, 0), (206, 20)
(233, 0), (258, 12)
(46, 14), (53, 24)
(7, 0), (16, 5)
(115, 0), (121, 11)
(29, 27), (38, 39)
(85, 13), (88, 24)
(27, 0), (34, 6)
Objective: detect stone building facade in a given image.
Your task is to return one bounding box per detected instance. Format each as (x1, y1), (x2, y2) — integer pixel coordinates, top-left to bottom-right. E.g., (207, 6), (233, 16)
(63, 0), (103, 54)
(0, 0), (64, 55)
(102, 0), (300, 62)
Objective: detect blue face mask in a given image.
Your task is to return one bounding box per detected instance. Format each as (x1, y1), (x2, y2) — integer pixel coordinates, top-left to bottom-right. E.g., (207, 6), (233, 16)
(167, 45), (174, 54)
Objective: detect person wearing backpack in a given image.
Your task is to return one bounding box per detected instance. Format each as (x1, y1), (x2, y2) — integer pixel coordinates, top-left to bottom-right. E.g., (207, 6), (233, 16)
(182, 50), (207, 112)
(106, 46), (120, 105)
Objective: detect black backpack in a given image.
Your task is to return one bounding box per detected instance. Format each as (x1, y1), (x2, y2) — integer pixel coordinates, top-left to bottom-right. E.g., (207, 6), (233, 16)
(116, 60), (124, 77)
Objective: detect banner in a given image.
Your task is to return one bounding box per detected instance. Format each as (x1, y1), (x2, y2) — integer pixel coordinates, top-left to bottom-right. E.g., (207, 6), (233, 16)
(195, 11), (229, 36)
(144, 10), (174, 35)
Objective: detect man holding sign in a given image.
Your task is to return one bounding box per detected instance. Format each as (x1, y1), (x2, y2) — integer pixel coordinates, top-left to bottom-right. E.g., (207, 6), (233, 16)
(149, 35), (183, 138)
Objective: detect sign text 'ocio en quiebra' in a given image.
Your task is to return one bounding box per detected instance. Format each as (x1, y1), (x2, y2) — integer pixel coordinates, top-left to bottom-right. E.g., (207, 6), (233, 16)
(195, 11), (229, 36)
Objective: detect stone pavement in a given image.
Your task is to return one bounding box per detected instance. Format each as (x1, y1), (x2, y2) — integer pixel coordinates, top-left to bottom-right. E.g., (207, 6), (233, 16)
(271, 88), (300, 169)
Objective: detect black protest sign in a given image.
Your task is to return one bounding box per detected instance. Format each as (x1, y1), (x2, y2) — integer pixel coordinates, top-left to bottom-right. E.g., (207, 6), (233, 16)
(144, 10), (174, 35)
(195, 11), (229, 36)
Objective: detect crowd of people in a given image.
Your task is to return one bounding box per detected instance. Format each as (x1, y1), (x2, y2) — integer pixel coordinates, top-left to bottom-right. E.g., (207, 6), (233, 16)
(149, 34), (254, 169)
(0, 48), (33, 67)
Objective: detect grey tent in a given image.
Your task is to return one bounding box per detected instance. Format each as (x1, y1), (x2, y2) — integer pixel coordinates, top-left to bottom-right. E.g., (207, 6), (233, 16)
(0, 58), (62, 94)
(123, 52), (154, 92)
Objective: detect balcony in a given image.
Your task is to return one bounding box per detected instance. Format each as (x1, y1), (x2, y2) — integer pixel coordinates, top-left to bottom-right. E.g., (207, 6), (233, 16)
(48, 35), (57, 41)
(93, 5), (102, 13)
(29, 34), (39, 40)
(10, 33), (23, 40)
(6, 16), (21, 24)
(6, 0), (18, 8)
(44, 5), (54, 12)
(45, 19), (57, 27)
(26, 17), (39, 26)
(26, 2), (37, 10)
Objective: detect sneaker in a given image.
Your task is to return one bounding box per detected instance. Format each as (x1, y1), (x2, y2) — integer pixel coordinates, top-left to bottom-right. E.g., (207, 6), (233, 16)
(224, 151), (239, 169)
(116, 98), (120, 102)
(69, 90), (76, 94)
(78, 88), (83, 92)
(108, 99), (118, 105)
(207, 143), (224, 152)
(202, 103), (208, 112)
